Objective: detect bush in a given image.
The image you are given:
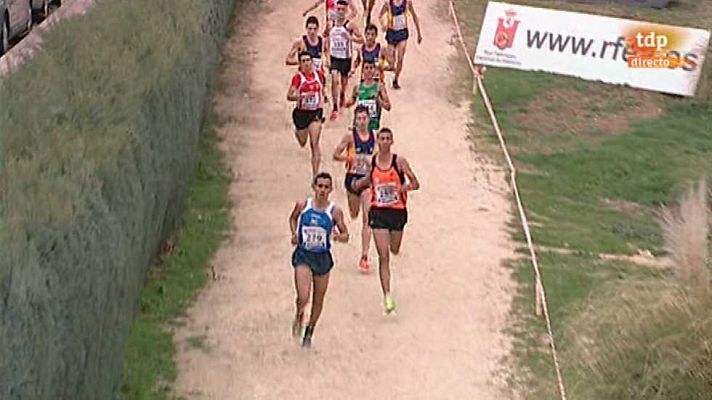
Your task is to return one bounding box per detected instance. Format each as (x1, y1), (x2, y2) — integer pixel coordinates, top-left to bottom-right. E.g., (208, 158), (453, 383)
(0, 0), (236, 398)
(564, 179), (712, 400)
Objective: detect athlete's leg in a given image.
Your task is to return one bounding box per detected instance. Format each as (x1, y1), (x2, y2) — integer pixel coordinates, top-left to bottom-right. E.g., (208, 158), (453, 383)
(294, 128), (309, 147)
(307, 271), (331, 329)
(293, 265), (312, 336)
(340, 74), (349, 107)
(364, 0), (375, 26)
(307, 120), (322, 176)
(384, 42), (396, 70)
(372, 228), (392, 295)
(360, 189), (372, 259)
(330, 69), (342, 116)
(394, 39), (408, 83)
(389, 230), (404, 254)
(347, 191), (361, 219)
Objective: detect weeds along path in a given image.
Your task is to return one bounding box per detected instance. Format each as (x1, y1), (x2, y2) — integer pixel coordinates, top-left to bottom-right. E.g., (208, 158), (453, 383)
(175, 0), (516, 398)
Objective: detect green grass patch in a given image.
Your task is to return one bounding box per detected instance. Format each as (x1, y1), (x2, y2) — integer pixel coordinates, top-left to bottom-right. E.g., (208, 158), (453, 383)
(119, 117), (231, 399)
(451, 0), (712, 398)
(119, 0), (262, 397)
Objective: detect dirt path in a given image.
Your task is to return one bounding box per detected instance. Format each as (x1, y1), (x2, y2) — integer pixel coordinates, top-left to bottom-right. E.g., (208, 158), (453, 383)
(175, 1), (516, 398)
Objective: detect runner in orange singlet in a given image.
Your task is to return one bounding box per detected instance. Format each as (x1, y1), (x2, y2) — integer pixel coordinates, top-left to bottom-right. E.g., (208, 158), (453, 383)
(351, 128), (419, 314)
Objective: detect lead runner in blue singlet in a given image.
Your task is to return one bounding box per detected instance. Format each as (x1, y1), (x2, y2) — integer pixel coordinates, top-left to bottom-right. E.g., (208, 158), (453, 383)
(288, 172), (349, 348)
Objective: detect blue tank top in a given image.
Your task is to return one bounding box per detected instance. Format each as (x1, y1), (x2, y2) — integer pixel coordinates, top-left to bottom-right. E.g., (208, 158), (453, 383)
(302, 35), (323, 59)
(348, 128), (376, 175)
(354, 128), (375, 155)
(362, 43), (381, 64)
(388, 0), (408, 31)
(389, 0), (407, 17)
(297, 198), (335, 253)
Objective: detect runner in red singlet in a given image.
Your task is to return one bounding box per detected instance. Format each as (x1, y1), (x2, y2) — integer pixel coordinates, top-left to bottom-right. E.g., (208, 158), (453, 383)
(302, 0), (358, 35)
(287, 51), (329, 176)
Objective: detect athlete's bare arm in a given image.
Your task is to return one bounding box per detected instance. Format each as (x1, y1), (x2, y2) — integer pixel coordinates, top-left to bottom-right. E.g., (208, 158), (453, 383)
(381, 53), (394, 71)
(353, 45), (363, 71)
(333, 133), (354, 162)
(289, 200), (307, 244)
(323, 29), (331, 54)
(303, 0), (324, 16)
(407, 0), (423, 44)
(397, 156), (420, 192)
(322, 74), (330, 103)
(348, 1), (359, 20)
(378, 1), (388, 31)
(378, 83), (391, 111)
(342, 84), (359, 108)
(351, 173), (372, 192)
(287, 81), (300, 102)
(286, 38), (303, 66)
(348, 21), (364, 44)
(332, 207), (350, 242)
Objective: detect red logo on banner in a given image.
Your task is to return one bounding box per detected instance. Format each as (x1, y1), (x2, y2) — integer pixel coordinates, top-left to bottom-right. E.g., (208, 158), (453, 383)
(494, 9), (520, 50)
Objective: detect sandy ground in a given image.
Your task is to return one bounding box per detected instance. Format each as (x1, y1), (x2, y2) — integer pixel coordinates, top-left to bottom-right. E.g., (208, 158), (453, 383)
(175, 0), (516, 398)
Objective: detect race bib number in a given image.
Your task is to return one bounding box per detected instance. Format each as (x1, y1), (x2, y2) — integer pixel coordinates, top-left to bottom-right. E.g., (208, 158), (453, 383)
(393, 14), (407, 30)
(332, 37), (347, 51)
(375, 183), (399, 205)
(330, 31), (349, 57)
(358, 99), (378, 118)
(302, 226), (327, 250)
(313, 58), (323, 71)
(301, 92), (320, 110)
(353, 154), (371, 175)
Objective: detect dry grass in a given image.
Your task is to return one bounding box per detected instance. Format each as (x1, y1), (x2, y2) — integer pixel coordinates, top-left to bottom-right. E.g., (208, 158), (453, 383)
(660, 178), (710, 296)
(563, 178), (712, 400)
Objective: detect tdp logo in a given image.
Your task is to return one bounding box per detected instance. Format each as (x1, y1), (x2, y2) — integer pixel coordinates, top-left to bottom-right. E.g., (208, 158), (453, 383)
(494, 9), (520, 50)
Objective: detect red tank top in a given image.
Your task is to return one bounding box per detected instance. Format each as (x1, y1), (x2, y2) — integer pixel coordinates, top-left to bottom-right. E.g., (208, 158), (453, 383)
(326, 0), (337, 22)
(294, 71), (324, 111)
(370, 154), (406, 209)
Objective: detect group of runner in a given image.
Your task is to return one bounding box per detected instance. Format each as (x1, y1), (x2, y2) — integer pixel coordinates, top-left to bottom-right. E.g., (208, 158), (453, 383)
(286, 0), (422, 348)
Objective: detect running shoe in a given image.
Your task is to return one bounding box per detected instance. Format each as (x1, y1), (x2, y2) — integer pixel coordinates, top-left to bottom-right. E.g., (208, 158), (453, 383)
(302, 326), (313, 348)
(393, 79), (401, 90)
(292, 316), (303, 338)
(358, 256), (370, 273)
(384, 295), (396, 314)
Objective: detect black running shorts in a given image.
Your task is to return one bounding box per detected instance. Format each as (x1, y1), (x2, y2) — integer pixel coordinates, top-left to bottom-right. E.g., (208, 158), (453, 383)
(292, 247), (334, 276)
(330, 56), (352, 76)
(369, 207), (408, 231)
(292, 108), (324, 131)
(344, 173), (367, 196)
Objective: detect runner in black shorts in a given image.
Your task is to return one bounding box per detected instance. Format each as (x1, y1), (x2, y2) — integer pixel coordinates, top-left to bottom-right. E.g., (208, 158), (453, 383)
(325, 0), (363, 121)
(287, 51), (329, 176)
(289, 172), (349, 348)
(333, 105), (378, 273)
(351, 128), (419, 314)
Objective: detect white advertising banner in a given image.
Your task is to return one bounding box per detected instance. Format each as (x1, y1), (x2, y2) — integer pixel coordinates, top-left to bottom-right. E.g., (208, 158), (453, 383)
(473, 1), (711, 96)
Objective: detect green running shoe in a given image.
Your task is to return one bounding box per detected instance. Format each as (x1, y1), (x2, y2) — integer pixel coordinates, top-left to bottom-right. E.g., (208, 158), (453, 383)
(384, 295), (396, 314)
